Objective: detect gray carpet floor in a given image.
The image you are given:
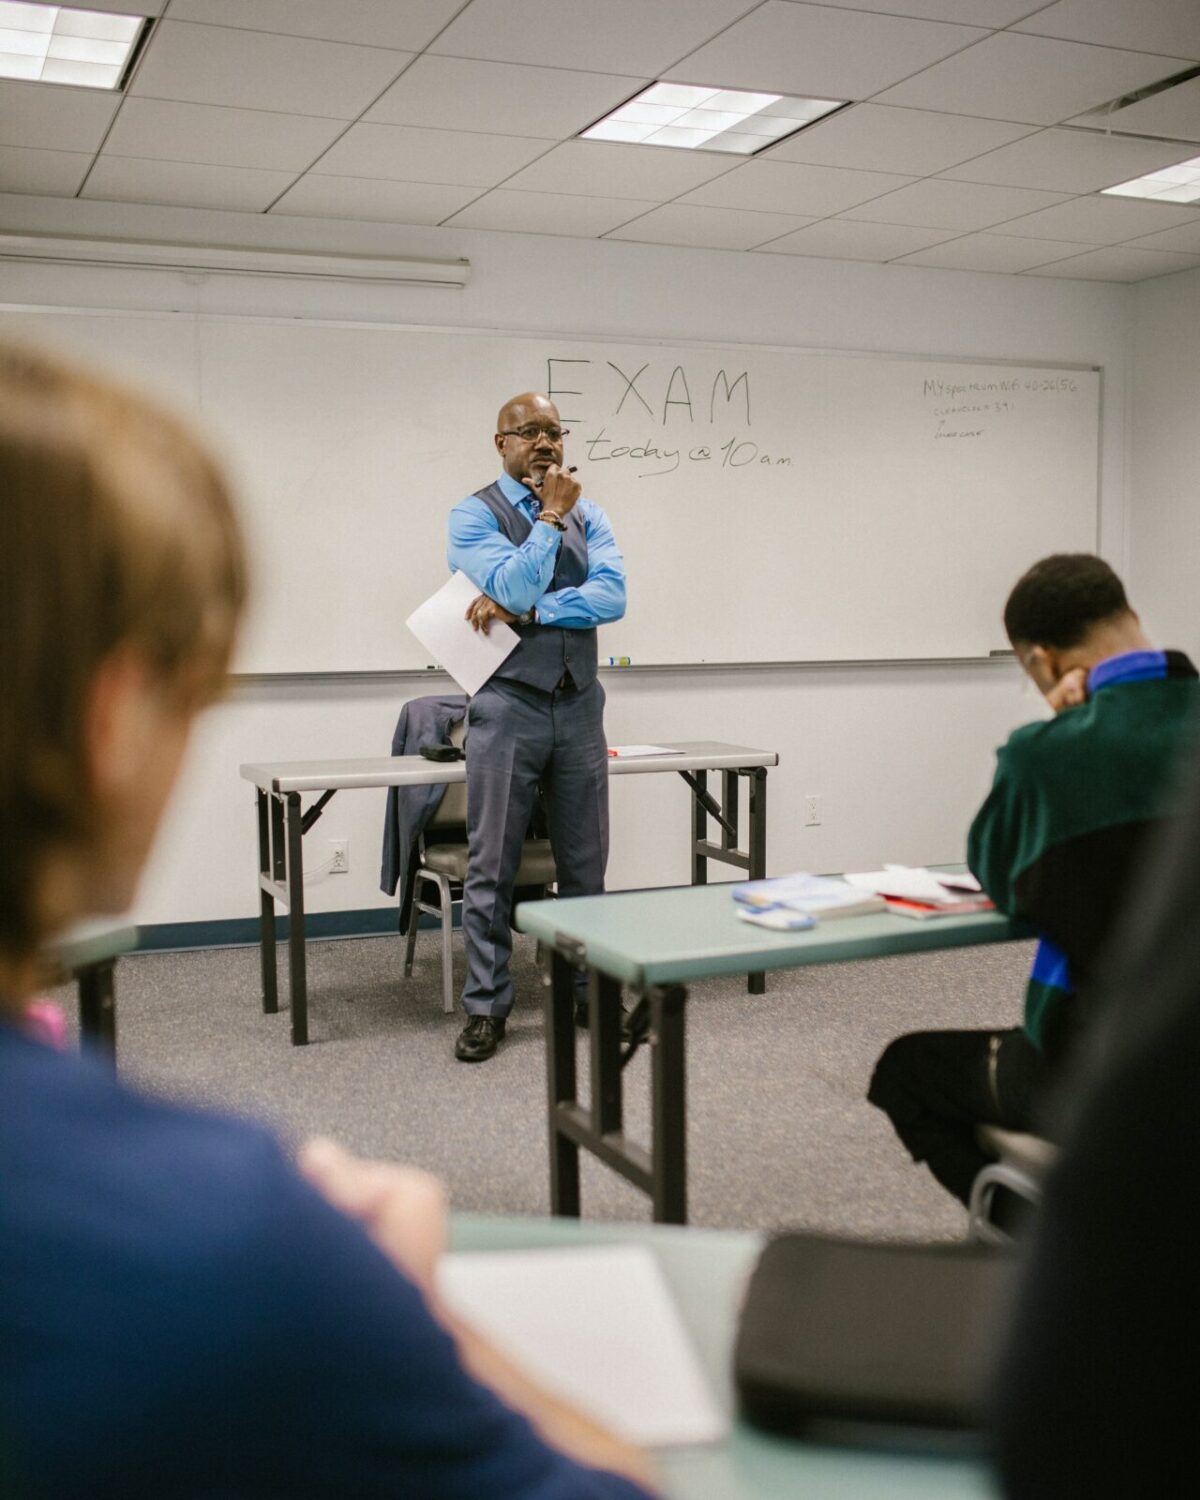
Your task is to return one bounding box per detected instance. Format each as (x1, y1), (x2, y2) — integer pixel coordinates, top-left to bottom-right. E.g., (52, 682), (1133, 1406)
(60, 931), (1035, 1241)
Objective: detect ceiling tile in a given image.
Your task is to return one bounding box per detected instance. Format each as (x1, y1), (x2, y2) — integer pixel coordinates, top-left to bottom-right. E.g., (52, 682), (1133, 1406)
(1125, 220), (1200, 255)
(102, 99), (344, 172)
(605, 202), (818, 249)
(314, 123), (548, 188)
(874, 33), (1195, 126)
(843, 178), (1072, 231)
(990, 194), (1200, 243)
(0, 145), (91, 196)
(679, 159), (914, 215)
(1076, 76), (1200, 144)
(80, 155), (296, 212)
(428, 0), (758, 77)
(270, 174), (479, 223)
(271, 174), (477, 222)
(941, 128), (1200, 194)
(892, 232), (1098, 272)
(756, 218), (956, 261)
(502, 139), (736, 203)
(166, 1), (464, 50)
(0, 80), (119, 153)
(1013, 0), (1200, 60)
(779, 0), (1038, 22)
(1024, 244), (1200, 281)
(444, 188), (649, 237)
(365, 57), (647, 141)
(664, 2), (988, 100)
(764, 104), (1035, 176)
(130, 20), (413, 119)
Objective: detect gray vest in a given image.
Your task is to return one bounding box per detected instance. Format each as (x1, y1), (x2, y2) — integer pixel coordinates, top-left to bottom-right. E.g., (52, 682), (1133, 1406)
(472, 481), (598, 692)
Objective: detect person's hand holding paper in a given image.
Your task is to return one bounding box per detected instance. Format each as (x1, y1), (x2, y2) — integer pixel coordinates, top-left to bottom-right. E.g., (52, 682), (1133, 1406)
(465, 592), (519, 635)
(406, 570), (519, 696)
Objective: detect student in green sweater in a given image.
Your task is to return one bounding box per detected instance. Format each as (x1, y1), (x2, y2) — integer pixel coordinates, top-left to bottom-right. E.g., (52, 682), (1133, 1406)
(868, 554), (1199, 1209)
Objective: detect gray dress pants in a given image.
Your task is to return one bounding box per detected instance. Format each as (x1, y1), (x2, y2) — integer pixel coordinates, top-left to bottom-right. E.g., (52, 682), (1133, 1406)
(461, 675), (608, 1018)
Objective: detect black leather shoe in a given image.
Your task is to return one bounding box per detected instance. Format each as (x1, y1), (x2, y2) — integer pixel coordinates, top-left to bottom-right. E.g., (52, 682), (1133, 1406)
(455, 1015), (506, 1062)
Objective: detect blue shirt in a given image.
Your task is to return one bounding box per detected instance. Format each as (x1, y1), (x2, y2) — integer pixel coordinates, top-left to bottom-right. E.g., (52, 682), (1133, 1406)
(0, 1024), (651, 1500)
(1087, 648), (1168, 693)
(448, 472), (626, 628)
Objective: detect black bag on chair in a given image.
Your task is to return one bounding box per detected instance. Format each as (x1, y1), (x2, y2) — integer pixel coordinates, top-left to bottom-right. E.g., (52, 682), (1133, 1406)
(734, 1232), (1014, 1437)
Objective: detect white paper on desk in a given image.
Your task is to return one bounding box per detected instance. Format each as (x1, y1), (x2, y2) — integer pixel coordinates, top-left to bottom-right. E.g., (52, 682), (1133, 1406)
(845, 866), (979, 903)
(609, 744), (684, 758)
(437, 1245), (727, 1449)
(405, 571), (518, 696)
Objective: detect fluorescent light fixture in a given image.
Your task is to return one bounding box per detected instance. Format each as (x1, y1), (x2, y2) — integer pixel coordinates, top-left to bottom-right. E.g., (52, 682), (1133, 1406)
(1102, 154), (1200, 205)
(581, 82), (846, 155)
(0, 233), (472, 287)
(0, 3), (146, 88)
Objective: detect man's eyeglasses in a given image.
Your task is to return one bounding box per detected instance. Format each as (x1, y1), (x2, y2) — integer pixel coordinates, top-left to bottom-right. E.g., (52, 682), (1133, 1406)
(499, 425), (569, 443)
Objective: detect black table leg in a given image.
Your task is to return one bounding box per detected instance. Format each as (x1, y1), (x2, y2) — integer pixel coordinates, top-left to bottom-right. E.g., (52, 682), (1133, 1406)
(285, 791), (309, 1046)
(543, 959), (687, 1223)
(78, 959), (117, 1065)
(748, 767), (768, 881)
(691, 769), (709, 886)
(257, 788), (278, 1014)
(590, 969), (624, 1135)
(650, 985), (688, 1225)
(748, 767), (768, 995)
(546, 949), (580, 1216)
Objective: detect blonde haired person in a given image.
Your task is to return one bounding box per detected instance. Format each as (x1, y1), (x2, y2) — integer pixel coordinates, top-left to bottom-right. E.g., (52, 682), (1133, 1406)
(0, 344), (655, 1500)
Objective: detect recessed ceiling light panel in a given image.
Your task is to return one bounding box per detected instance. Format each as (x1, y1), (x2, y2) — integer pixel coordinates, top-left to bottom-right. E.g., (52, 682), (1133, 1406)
(581, 83), (847, 156)
(1102, 155), (1200, 205)
(0, 3), (146, 88)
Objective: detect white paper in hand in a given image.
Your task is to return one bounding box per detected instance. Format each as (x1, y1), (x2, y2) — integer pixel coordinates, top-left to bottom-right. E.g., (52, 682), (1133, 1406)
(438, 1244), (727, 1449)
(406, 571), (518, 696)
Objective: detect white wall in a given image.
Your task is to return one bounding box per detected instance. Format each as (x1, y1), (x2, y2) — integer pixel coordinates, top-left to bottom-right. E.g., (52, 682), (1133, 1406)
(0, 194), (1132, 928)
(1128, 265), (1200, 660)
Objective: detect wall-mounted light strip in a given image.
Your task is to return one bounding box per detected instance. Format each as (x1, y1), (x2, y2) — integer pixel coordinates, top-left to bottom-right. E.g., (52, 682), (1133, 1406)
(0, 233), (472, 286)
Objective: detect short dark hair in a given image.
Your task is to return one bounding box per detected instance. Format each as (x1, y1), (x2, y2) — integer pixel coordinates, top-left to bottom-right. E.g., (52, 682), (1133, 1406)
(1004, 554), (1131, 650)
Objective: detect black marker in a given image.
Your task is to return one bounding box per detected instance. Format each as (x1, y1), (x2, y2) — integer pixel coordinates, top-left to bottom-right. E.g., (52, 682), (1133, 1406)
(530, 465), (578, 489)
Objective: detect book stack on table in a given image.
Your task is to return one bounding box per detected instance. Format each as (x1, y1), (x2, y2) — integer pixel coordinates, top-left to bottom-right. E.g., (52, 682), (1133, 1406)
(731, 868), (996, 928)
(731, 874), (887, 930)
(844, 866), (996, 920)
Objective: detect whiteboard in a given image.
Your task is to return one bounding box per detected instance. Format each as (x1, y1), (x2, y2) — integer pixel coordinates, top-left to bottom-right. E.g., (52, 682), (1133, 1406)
(0, 305), (1100, 671)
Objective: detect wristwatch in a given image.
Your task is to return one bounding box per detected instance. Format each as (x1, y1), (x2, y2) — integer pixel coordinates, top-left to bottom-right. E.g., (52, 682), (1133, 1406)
(516, 608), (536, 626)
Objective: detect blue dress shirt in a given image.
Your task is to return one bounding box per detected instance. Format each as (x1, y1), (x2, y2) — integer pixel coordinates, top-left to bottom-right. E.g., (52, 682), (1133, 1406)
(448, 472), (626, 628)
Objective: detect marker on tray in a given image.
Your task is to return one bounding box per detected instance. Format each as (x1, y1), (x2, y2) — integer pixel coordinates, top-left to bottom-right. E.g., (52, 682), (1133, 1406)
(605, 657), (632, 667)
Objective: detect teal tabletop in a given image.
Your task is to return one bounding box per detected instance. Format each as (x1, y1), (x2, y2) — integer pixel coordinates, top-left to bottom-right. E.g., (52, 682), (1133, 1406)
(47, 918), (138, 972)
(515, 882), (1027, 988)
(450, 1214), (997, 1500)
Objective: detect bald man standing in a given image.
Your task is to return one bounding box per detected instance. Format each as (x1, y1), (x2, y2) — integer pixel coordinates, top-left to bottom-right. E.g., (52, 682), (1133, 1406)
(446, 394), (627, 1061)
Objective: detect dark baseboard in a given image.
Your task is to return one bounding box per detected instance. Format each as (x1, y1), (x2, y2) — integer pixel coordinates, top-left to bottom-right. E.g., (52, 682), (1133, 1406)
(136, 907), (458, 953)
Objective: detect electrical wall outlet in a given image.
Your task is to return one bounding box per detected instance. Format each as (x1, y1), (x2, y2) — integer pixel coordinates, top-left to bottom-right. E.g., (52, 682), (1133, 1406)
(804, 795), (822, 827)
(329, 838), (349, 873)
